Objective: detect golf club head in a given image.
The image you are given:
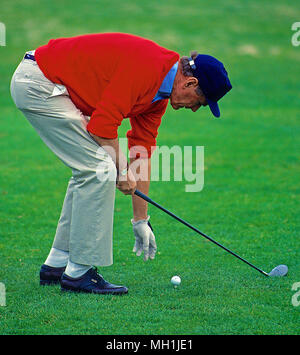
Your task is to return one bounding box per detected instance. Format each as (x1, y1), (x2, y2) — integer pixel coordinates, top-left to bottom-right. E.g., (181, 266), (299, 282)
(268, 264), (288, 277)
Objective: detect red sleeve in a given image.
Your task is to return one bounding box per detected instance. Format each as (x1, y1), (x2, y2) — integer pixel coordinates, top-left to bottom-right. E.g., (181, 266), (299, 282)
(127, 99), (168, 159)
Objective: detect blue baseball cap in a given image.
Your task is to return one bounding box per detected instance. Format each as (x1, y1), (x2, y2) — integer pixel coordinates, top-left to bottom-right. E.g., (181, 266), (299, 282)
(188, 54), (232, 117)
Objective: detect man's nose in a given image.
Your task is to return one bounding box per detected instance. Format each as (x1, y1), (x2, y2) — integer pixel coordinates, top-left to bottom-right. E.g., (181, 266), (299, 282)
(191, 104), (201, 112)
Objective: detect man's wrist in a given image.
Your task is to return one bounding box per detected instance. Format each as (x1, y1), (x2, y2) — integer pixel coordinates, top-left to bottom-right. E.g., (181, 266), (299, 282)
(132, 215), (149, 223)
(132, 214), (149, 222)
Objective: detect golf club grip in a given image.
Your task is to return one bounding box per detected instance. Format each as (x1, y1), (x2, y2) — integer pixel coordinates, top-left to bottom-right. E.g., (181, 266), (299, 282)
(134, 189), (269, 277)
(134, 189), (153, 203)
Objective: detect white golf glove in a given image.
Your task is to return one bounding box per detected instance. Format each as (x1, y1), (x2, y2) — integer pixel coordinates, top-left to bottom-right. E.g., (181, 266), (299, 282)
(131, 216), (157, 261)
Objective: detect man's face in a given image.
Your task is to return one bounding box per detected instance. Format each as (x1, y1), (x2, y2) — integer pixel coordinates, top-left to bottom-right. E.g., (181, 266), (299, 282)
(170, 76), (207, 112)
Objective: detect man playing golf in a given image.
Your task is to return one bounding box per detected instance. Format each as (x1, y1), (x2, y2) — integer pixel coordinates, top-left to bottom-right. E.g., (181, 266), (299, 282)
(10, 33), (232, 295)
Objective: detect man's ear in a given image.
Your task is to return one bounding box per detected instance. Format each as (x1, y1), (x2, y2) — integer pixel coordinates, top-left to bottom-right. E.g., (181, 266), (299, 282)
(185, 77), (198, 88)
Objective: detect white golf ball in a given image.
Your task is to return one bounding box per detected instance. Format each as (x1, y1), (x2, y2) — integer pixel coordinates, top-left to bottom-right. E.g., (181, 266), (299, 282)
(171, 275), (181, 286)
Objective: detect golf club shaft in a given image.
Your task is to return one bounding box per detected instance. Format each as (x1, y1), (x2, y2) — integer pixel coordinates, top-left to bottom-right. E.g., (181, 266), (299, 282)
(134, 189), (269, 277)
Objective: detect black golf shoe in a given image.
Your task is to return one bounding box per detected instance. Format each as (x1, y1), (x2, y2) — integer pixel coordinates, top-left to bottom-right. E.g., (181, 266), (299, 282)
(40, 264), (66, 285)
(60, 267), (128, 295)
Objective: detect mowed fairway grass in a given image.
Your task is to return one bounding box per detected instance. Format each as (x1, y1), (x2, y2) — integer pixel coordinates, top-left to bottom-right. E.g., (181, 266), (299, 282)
(0, 0), (299, 335)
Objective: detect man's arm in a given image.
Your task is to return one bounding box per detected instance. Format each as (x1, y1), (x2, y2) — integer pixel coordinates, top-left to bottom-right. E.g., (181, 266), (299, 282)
(90, 134), (136, 195)
(130, 157), (151, 220)
(127, 101), (168, 219)
(130, 157), (157, 261)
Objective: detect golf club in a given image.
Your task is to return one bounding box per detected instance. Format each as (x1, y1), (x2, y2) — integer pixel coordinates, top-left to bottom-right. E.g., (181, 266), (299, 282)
(134, 190), (288, 277)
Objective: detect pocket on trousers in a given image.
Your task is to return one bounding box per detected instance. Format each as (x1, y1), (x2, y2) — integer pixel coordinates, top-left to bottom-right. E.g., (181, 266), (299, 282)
(47, 84), (69, 99)
(11, 74), (54, 110)
(13, 72), (33, 83)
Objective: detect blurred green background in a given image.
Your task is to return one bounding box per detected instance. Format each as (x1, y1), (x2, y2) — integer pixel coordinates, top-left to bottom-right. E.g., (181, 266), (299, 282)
(0, 0), (299, 335)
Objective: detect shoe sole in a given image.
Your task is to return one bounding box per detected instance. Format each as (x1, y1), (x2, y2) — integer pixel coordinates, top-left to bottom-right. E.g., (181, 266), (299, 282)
(40, 279), (61, 286)
(61, 286), (128, 295)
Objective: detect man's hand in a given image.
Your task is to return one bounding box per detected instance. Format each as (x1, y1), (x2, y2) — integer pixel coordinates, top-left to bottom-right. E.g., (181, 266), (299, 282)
(116, 168), (136, 195)
(89, 134), (137, 195)
(132, 216), (157, 261)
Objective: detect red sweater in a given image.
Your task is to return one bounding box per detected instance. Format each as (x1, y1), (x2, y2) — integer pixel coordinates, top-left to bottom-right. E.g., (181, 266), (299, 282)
(35, 33), (179, 157)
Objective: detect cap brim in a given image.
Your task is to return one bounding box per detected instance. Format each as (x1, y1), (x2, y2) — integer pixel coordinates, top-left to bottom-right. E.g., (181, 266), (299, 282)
(207, 99), (220, 118)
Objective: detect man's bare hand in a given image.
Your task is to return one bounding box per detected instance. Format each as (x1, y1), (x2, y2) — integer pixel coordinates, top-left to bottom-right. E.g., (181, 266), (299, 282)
(89, 134), (136, 195)
(116, 168), (137, 195)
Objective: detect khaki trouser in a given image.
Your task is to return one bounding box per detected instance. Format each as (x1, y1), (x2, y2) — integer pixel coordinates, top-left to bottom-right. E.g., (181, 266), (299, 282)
(10, 54), (117, 266)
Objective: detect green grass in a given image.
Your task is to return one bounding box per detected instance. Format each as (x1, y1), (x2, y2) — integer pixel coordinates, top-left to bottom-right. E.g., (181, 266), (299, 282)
(0, 0), (300, 335)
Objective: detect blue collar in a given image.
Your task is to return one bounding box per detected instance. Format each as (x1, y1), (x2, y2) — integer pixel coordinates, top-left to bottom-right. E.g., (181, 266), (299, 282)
(152, 62), (178, 103)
